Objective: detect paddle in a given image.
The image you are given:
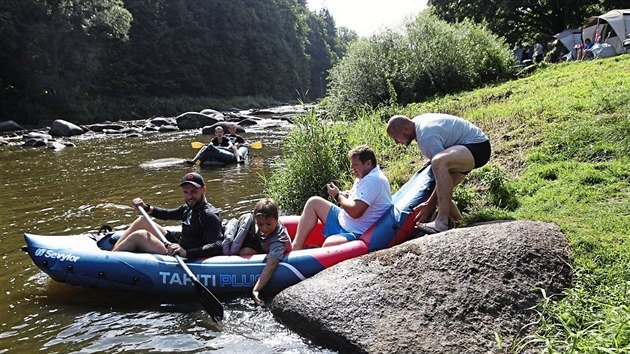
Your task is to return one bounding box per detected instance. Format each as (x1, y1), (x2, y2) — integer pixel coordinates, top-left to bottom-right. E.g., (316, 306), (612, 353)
(191, 141), (263, 149)
(137, 205), (224, 322)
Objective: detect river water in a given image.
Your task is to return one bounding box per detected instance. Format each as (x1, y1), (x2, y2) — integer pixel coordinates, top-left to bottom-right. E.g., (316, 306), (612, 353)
(0, 119), (334, 353)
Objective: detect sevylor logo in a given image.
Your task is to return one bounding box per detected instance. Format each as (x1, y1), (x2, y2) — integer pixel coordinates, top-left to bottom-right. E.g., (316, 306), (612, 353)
(35, 248), (81, 262)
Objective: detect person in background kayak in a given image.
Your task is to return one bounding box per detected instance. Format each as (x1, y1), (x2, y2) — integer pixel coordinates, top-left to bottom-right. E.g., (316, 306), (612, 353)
(226, 124), (246, 162)
(212, 125), (241, 162)
(187, 125), (241, 164)
(112, 172), (223, 259)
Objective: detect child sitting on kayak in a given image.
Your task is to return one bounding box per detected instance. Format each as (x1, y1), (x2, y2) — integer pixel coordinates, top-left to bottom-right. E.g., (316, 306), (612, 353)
(239, 198), (292, 304)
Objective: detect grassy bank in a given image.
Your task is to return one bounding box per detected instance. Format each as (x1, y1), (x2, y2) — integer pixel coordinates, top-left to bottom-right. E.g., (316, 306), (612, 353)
(268, 56), (629, 351)
(405, 56), (629, 352)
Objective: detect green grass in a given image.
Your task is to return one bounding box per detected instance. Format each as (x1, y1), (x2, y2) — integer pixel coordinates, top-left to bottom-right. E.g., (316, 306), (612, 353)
(268, 55), (629, 352)
(398, 56), (630, 352)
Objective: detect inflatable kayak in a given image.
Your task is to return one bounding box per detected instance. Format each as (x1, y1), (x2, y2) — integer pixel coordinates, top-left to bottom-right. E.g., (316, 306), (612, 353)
(197, 145), (248, 167)
(23, 165), (434, 295)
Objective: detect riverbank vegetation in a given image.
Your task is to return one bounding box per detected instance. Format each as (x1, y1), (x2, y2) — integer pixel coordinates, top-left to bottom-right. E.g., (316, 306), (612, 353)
(0, 0), (354, 125)
(324, 12), (515, 115)
(266, 56), (630, 351)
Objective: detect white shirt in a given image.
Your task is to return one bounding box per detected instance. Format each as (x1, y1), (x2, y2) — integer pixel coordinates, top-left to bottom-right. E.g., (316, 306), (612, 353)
(338, 166), (392, 235)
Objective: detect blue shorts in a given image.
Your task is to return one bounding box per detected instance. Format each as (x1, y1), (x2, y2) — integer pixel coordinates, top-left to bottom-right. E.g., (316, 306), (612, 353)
(323, 205), (360, 242)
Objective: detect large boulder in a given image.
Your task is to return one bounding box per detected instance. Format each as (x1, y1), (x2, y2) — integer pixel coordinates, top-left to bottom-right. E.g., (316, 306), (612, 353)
(176, 111), (224, 130)
(49, 119), (84, 137)
(271, 221), (571, 354)
(0, 120), (26, 132)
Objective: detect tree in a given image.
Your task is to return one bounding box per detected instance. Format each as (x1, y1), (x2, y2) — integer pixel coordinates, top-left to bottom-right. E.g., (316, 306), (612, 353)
(427, 0), (628, 45)
(0, 0), (131, 121)
(326, 12), (514, 114)
(0, 0), (348, 123)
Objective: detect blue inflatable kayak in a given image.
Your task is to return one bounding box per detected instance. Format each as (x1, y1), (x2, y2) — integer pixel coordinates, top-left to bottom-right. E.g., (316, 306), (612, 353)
(24, 165), (434, 295)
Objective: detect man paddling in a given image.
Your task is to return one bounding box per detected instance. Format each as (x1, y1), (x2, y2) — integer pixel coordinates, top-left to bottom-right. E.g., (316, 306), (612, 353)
(112, 172), (223, 258)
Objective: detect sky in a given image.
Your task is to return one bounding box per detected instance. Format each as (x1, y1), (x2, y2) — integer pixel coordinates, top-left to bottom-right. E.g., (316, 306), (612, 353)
(307, 0), (429, 37)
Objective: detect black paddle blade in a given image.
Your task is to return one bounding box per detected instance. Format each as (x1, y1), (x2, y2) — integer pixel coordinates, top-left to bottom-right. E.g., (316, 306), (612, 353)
(193, 279), (224, 322)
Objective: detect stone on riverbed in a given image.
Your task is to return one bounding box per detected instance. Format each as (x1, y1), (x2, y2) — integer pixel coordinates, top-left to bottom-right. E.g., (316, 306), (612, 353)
(201, 122), (245, 135)
(0, 120), (26, 132)
(23, 138), (47, 147)
(49, 119), (84, 137)
(176, 111), (224, 130)
(149, 117), (177, 127)
(158, 125), (179, 132)
(46, 140), (67, 150)
(271, 220), (571, 354)
(87, 123), (126, 132)
(237, 118), (258, 127)
(25, 132), (52, 140)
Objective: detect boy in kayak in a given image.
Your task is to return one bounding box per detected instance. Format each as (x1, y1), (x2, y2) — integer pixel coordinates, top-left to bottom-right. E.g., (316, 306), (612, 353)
(239, 198), (292, 304)
(112, 172), (224, 259)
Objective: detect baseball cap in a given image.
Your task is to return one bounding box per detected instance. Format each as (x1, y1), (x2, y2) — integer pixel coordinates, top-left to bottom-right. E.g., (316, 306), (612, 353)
(179, 172), (205, 188)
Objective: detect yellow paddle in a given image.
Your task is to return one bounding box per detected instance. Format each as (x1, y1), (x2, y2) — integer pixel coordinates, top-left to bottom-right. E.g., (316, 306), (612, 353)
(191, 141), (263, 149)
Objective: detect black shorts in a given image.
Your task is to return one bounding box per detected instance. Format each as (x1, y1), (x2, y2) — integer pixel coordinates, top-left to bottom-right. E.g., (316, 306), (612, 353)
(463, 140), (491, 170)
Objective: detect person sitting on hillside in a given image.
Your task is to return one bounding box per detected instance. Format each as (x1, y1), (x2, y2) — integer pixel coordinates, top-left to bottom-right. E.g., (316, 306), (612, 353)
(533, 42), (544, 63)
(291, 145), (392, 250)
(577, 38), (594, 60)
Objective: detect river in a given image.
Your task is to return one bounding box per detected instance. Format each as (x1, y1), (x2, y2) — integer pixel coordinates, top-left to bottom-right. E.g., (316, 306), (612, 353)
(0, 118), (334, 353)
